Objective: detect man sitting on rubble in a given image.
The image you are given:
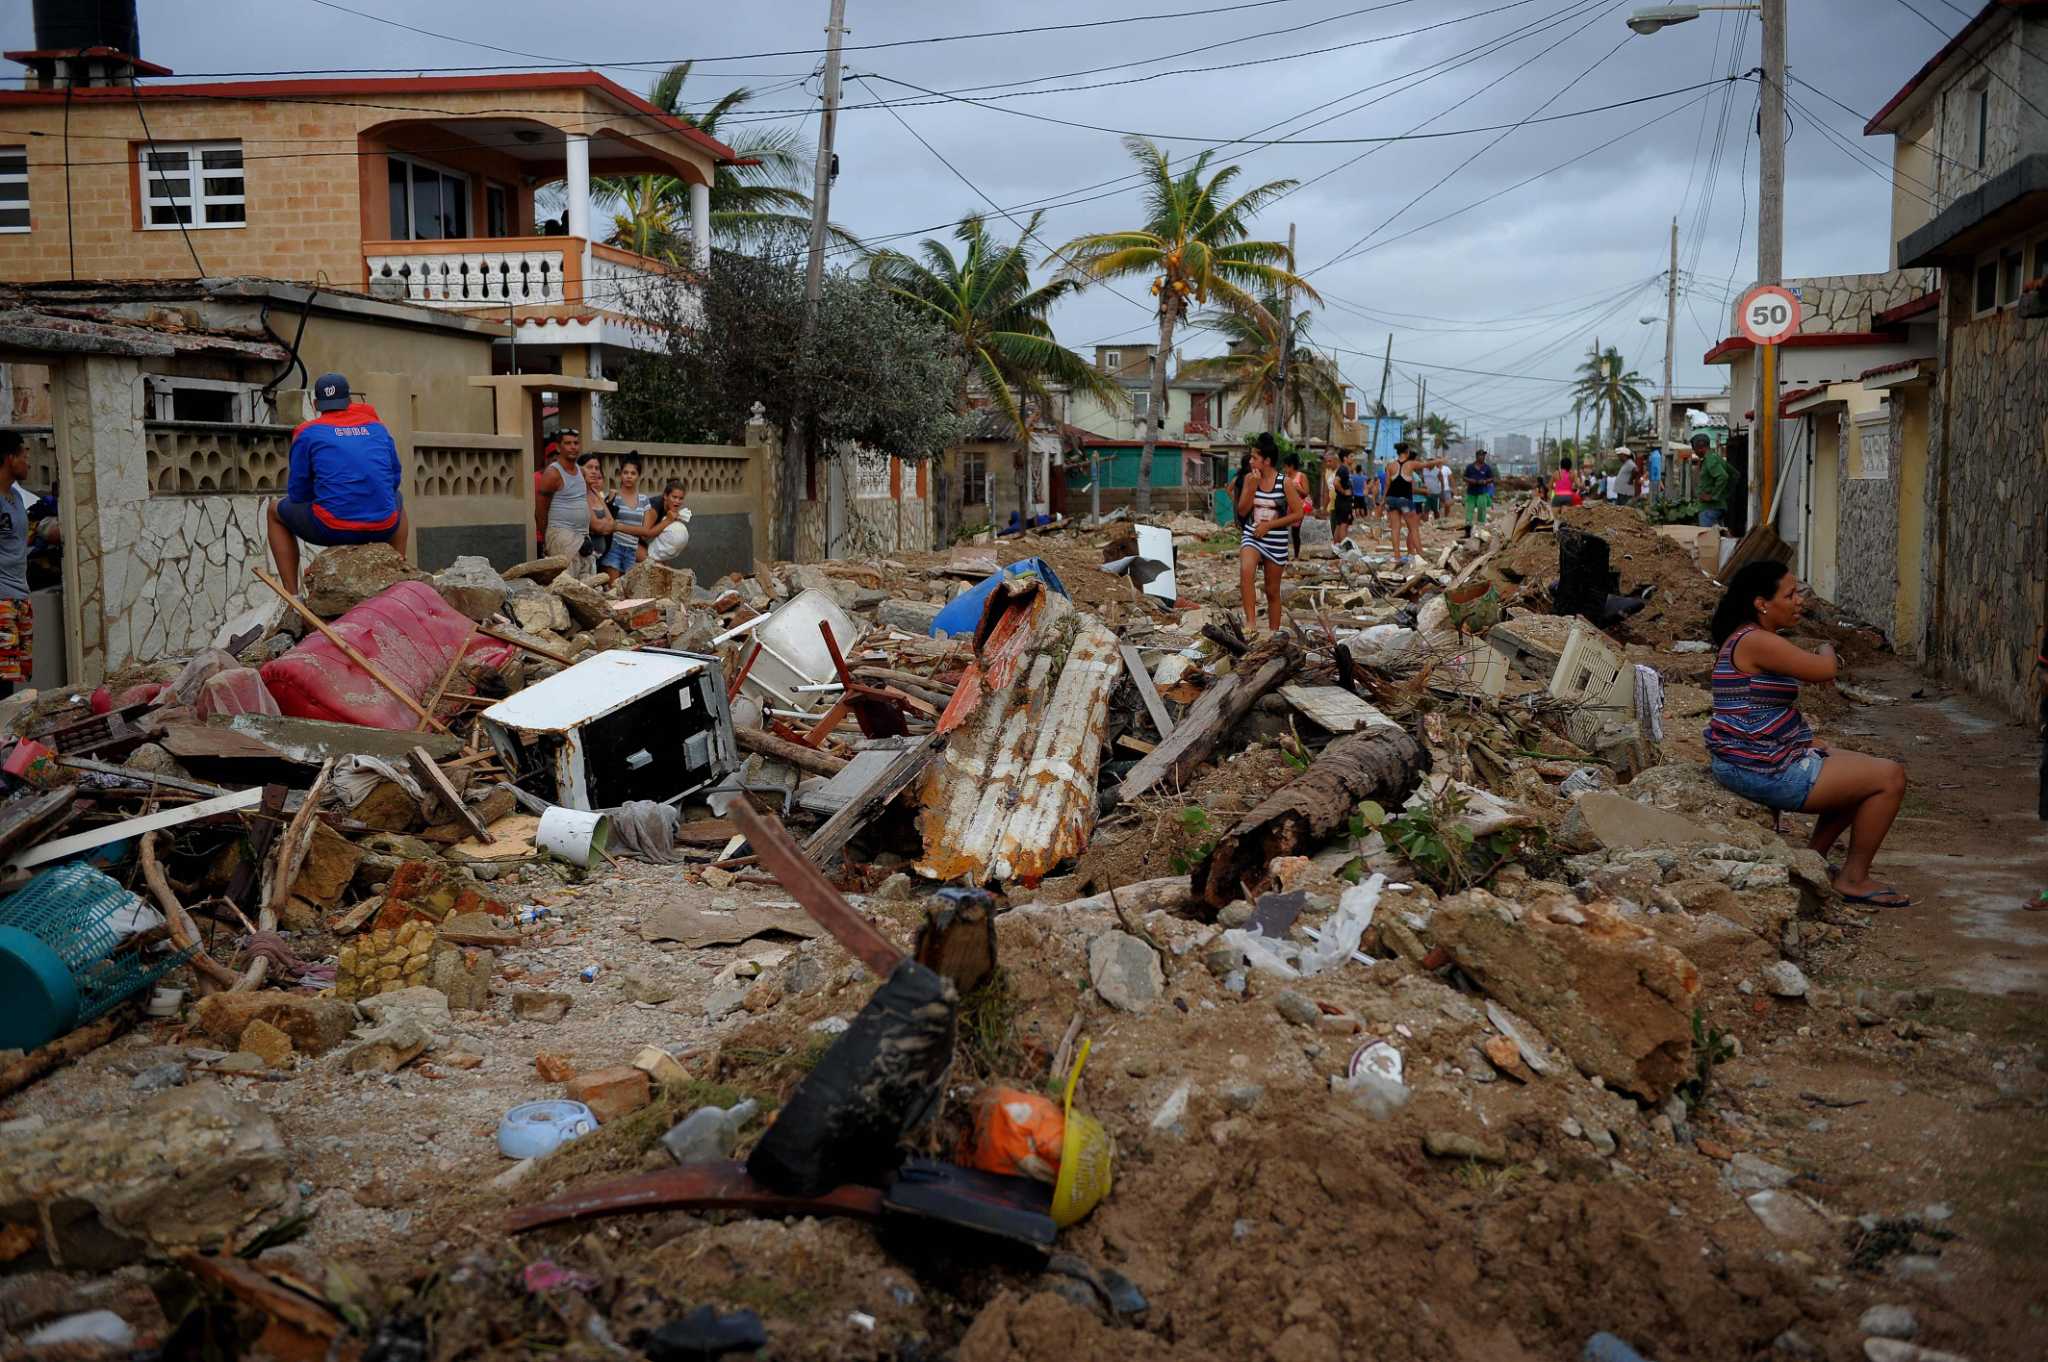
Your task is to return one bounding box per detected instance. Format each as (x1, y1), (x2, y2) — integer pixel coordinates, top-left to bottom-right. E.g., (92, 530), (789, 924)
(265, 372), (407, 596)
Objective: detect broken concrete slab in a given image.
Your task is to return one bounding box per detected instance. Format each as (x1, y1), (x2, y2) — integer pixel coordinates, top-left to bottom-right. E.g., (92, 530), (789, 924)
(1560, 792), (1719, 854)
(433, 555), (509, 622)
(344, 1018), (431, 1074)
(219, 713), (462, 766)
(618, 560), (695, 606)
(548, 572), (612, 630)
(638, 903), (822, 949)
(503, 555), (569, 585)
(302, 543), (428, 618)
(1433, 889), (1699, 1103)
(0, 1085), (295, 1268)
(1089, 930), (1164, 1013)
(357, 986), (452, 1036)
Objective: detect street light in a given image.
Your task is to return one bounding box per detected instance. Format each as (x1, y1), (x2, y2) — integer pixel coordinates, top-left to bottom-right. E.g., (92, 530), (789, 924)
(1626, 5), (1705, 34)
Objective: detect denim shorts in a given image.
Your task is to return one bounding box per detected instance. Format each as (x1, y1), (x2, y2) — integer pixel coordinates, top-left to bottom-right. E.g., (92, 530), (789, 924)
(1710, 750), (1823, 811)
(600, 536), (638, 573)
(1385, 496), (1414, 513)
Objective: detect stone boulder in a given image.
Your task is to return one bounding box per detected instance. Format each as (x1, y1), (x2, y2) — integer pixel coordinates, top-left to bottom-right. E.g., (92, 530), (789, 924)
(1624, 764), (1774, 839)
(505, 589), (573, 635)
(548, 572), (612, 630)
(192, 991), (357, 1055)
(1557, 791), (1719, 856)
(301, 544), (428, 618)
(1432, 889), (1700, 1103)
(618, 560), (696, 607)
(0, 1085), (295, 1267)
(433, 555), (509, 621)
(503, 555), (569, 585)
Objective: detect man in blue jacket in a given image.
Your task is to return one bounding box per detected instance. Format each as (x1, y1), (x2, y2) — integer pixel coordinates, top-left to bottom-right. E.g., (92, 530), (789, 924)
(266, 372), (407, 595)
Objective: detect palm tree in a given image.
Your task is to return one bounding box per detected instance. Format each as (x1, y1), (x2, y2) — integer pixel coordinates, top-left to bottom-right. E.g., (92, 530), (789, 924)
(1181, 295), (1347, 439)
(591, 62), (857, 260)
(1057, 137), (1316, 512)
(1571, 343), (1650, 450)
(868, 213), (1120, 518)
(1419, 412), (1460, 453)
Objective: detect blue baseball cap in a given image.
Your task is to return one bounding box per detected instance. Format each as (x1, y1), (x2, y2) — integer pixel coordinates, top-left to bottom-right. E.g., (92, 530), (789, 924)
(313, 372), (351, 412)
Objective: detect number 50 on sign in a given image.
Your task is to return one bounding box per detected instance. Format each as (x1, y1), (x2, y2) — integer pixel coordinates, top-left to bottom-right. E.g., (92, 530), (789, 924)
(1737, 284), (1802, 346)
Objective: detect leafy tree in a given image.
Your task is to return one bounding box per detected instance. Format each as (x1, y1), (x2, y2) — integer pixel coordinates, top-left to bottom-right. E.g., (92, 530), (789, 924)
(1571, 342), (1650, 450)
(605, 253), (968, 555)
(867, 213), (1119, 519)
(1181, 294), (1346, 438)
(1419, 412), (1460, 452)
(1057, 137), (1315, 512)
(590, 62), (857, 259)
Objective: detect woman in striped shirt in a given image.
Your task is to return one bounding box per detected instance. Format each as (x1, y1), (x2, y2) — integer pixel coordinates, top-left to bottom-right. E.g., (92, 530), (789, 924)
(1236, 434), (1306, 636)
(1707, 562), (1910, 906)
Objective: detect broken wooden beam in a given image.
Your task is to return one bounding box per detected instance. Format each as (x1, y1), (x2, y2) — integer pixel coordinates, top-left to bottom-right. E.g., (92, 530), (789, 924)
(1191, 721), (1426, 914)
(8, 786), (265, 871)
(1119, 643), (1174, 740)
(0, 1002), (141, 1100)
(1116, 630), (1304, 804)
(736, 725), (851, 777)
(406, 745), (492, 844)
(803, 733), (942, 867)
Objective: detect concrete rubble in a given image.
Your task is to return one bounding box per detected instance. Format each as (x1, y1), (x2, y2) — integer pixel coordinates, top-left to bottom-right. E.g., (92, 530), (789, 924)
(0, 495), (2023, 1360)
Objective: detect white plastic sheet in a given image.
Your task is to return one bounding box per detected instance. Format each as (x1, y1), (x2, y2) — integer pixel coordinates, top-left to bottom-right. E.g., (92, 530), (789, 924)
(1220, 874), (1384, 981)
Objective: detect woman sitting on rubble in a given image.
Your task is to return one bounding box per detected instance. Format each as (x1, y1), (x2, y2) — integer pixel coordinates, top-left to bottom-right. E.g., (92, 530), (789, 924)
(1708, 561), (1910, 907)
(1236, 433), (1306, 636)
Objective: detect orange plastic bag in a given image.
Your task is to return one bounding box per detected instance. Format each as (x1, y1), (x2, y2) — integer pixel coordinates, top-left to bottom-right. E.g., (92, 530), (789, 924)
(958, 1087), (1065, 1183)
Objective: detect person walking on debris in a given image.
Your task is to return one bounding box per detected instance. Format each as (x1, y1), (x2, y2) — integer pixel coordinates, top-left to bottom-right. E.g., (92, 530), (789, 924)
(1386, 441), (1446, 566)
(1551, 457), (1580, 508)
(0, 431), (35, 697)
(597, 452), (653, 583)
(1328, 452), (1355, 544)
(1696, 434), (1730, 527)
(1283, 450), (1313, 559)
(1237, 433), (1305, 634)
(1461, 447), (1496, 536)
(265, 372), (407, 596)
(535, 427), (589, 563)
(1707, 561), (1911, 906)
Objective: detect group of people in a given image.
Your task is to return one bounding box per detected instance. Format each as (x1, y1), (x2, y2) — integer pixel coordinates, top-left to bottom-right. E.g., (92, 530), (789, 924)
(533, 430), (692, 583)
(1548, 433), (1732, 528)
(262, 371), (693, 602)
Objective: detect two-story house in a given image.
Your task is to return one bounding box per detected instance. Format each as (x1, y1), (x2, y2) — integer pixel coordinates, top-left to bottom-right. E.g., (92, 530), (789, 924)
(1863, 0), (2048, 717)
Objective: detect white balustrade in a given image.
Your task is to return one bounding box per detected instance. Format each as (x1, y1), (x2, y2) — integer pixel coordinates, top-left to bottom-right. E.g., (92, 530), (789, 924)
(364, 246), (568, 309)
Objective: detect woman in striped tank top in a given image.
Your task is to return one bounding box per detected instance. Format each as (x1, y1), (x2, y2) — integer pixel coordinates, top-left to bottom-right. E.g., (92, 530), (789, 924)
(1236, 434), (1306, 635)
(1707, 562), (1910, 906)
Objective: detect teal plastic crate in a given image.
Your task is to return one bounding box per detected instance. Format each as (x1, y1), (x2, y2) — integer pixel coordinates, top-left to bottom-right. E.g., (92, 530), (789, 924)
(0, 862), (193, 1051)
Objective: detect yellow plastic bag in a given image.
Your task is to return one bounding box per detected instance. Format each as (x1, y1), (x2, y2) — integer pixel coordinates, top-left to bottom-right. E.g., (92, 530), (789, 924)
(1051, 1039), (1114, 1228)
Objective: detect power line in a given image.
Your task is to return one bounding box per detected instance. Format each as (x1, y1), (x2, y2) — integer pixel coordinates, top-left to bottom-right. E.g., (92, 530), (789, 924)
(1885, 0), (2048, 122)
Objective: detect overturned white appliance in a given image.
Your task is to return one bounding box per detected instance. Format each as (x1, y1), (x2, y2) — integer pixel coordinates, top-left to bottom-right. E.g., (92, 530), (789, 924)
(480, 649), (738, 812)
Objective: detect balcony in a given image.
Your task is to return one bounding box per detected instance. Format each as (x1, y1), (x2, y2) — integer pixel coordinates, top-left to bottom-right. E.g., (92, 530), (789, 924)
(362, 237), (693, 323)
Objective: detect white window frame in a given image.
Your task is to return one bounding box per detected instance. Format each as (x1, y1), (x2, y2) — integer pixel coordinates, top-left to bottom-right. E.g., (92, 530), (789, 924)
(0, 145), (27, 233)
(1102, 350), (1121, 372)
(959, 447), (988, 500)
(1851, 409), (1890, 481)
(139, 140), (244, 230)
(851, 447), (891, 500)
(387, 152), (472, 242)
(144, 375), (266, 423)
(1972, 252), (2001, 317)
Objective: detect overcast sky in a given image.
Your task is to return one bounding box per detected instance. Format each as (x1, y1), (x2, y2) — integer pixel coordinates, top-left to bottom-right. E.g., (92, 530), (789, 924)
(4, 0), (1958, 440)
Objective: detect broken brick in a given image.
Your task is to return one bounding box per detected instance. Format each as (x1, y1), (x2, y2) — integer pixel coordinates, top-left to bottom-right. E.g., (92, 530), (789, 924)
(564, 1066), (652, 1122)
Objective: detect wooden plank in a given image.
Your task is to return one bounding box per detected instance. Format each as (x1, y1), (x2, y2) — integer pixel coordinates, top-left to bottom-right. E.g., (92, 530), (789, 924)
(1278, 684), (1396, 735)
(407, 746), (492, 844)
(252, 568), (450, 733)
(417, 623), (477, 732)
(731, 802), (906, 977)
(57, 756), (233, 800)
(736, 725), (849, 777)
(1118, 633), (1302, 803)
(8, 786), (265, 871)
(802, 733), (942, 867)
(478, 623), (576, 666)
(1119, 643), (1175, 739)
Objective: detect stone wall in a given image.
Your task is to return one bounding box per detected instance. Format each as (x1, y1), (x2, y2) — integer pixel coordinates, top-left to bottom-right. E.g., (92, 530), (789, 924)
(1742, 271), (1936, 336)
(793, 445), (933, 560)
(1925, 301), (2048, 718)
(1835, 407), (1900, 633)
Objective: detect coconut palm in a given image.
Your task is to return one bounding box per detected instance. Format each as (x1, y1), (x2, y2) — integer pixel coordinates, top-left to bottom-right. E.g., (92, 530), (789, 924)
(868, 213), (1120, 516)
(1181, 295), (1347, 439)
(1571, 342), (1651, 449)
(591, 62), (857, 260)
(1057, 137), (1316, 512)
(1419, 411), (1460, 453)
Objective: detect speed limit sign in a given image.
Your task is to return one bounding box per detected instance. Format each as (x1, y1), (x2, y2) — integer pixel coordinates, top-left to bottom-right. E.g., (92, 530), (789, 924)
(1738, 284), (1802, 346)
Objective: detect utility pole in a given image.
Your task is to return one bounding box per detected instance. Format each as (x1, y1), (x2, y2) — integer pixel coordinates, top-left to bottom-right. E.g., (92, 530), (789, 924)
(1660, 216), (1677, 495)
(1759, 0), (1785, 288)
(1276, 222), (1297, 438)
(1372, 333), (1392, 465)
(803, 0), (849, 556)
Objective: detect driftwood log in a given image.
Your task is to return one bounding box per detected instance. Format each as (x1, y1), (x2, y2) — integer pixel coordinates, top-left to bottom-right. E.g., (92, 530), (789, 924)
(1117, 630), (1303, 803)
(1191, 722), (1426, 914)
(736, 725), (850, 777)
(139, 830), (240, 992)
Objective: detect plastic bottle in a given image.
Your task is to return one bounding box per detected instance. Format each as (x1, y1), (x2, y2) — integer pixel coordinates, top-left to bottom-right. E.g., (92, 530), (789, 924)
(660, 1099), (759, 1165)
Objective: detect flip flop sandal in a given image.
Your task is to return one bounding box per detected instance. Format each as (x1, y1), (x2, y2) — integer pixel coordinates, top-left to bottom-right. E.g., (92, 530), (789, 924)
(1840, 887), (1913, 908)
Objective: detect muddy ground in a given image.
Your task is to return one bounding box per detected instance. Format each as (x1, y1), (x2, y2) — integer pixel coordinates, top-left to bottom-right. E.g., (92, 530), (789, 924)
(1, 508), (2043, 1361)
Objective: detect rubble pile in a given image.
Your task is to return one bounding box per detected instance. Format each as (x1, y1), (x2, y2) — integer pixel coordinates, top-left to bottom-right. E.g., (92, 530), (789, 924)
(0, 499), (2017, 1362)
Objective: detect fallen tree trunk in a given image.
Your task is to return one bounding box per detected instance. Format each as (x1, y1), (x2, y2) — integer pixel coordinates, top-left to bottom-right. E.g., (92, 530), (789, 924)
(1191, 721), (1426, 913)
(0, 1003), (140, 1099)
(737, 725), (849, 777)
(1117, 630), (1303, 803)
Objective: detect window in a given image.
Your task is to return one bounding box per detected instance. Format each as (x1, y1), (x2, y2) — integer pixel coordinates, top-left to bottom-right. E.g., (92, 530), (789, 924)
(386, 154), (470, 241)
(2001, 249), (2024, 306)
(1131, 390), (1152, 420)
(140, 141), (243, 228)
(1974, 258), (1999, 314)
(2033, 236), (2048, 285)
(1851, 411), (1890, 480)
(1189, 392), (1210, 428)
(852, 447), (891, 499)
(144, 375), (264, 423)
(960, 448), (988, 502)
(485, 182), (511, 238)
(1974, 85), (1990, 170)
(0, 146), (26, 233)
(1102, 350), (1121, 372)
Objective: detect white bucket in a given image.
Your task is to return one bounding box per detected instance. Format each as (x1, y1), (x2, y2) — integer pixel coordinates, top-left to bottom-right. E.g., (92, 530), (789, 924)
(537, 806), (611, 867)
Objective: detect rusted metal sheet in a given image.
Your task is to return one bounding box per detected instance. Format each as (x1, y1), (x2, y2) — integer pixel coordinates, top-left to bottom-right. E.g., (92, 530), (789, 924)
(917, 613), (1120, 887)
